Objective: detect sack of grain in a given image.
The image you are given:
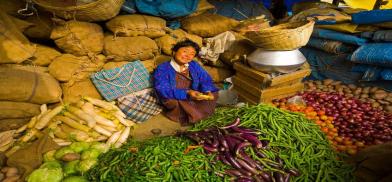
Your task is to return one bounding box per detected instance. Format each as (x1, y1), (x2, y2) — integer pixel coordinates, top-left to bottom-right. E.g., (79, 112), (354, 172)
(50, 20), (104, 56)
(10, 16), (34, 32)
(154, 54), (172, 65)
(190, 0), (215, 17)
(0, 12), (36, 64)
(0, 66), (62, 104)
(203, 65), (234, 82)
(106, 15), (166, 38)
(23, 11), (54, 40)
(0, 64), (48, 73)
(103, 59), (156, 73)
(0, 101), (40, 119)
(181, 13), (239, 37)
(0, 118), (30, 131)
(25, 44), (62, 66)
(104, 35), (158, 61)
(155, 29), (202, 55)
(0, 0), (25, 16)
(62, 79), (102, 104)
(220, 37), (256, 66)
(49, 54), (106, 83)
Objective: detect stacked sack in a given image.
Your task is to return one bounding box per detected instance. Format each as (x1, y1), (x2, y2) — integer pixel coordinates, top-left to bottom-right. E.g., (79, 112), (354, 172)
(293, 2), (392, 89)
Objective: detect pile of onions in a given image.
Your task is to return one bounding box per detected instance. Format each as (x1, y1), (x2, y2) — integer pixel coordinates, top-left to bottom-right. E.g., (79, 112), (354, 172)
(299, 91), (392, 146)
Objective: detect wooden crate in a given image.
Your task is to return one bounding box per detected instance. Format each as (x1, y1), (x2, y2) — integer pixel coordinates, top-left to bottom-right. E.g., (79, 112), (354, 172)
(233, 62), (311, 88)
(233, 79), (304, 103)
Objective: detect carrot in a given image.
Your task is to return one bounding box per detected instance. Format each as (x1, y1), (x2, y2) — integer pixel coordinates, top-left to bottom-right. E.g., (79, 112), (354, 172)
(35, 105), (64, 130)
(67, 106), (96, 128)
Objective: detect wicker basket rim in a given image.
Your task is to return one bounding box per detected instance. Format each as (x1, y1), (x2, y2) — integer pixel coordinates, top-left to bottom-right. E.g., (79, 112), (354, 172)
(246, 21), (314, 37)
(262, 20), (313, 32)
(33, 0), (108, 11)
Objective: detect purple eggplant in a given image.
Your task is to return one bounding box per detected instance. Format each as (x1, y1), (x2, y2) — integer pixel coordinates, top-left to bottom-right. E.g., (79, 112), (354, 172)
(261, 140), (269, 149)
(217, 131), (230, 151)
(253, 175), (265, 182)
(211, 133), (219, 148)
(259, 171), (272, 182)
(225, 152), (242, 169)
(283, 174), (291, 182)
(266, 161), (283, 169)
(231, 126), (259, 134)
(220, 118), (241, 129)
(274, 172), (285, 182)
(235, 142), (252, 156)
(236, 158), (259, 175)
(239, 133), (263, 149)
(286, 169), (300, 177)
(238, 168), (252, 177)
(255, 161), (264, 171)
(237, 177), (253, 182)
(225, 135), (243, 151)
(203, 144), (218, 153)
(276, 157), (284, 166)
(255, 149), (267, 158)
(218, 154), (231, 166)
(225, 169), (243, 177)
(239, 151), (257, 168)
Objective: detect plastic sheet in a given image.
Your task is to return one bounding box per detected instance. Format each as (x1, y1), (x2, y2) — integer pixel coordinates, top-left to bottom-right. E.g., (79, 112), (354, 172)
(351, 43), (392, 68)
(312, 28), (368, 45)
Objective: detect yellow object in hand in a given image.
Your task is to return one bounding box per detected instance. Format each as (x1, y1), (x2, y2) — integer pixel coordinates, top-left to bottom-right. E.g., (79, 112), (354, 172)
(344, 0), (392, 10)
(197, 94), (214, 100)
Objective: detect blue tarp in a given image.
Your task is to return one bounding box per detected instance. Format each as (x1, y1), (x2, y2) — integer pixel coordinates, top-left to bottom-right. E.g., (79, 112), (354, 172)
(352, 9), (392, 25)
(352, 65), (392, 81)
(122, 0), (137, 14)
(360, 30), (392, 42)
(351, 43), (392, 68)
(307, 37), (356, 54)
(312, 28), (368, 46)
(208, 0), (273, 21)
(134, 0), (199, 19)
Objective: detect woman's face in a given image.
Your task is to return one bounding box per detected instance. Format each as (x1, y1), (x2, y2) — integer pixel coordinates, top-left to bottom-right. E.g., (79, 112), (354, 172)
(174, 46), (196, 65)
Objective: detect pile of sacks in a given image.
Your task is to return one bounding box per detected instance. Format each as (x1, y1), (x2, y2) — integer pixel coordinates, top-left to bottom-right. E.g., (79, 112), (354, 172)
(0, 0), (272, 130)
(291, 2), (392, 89)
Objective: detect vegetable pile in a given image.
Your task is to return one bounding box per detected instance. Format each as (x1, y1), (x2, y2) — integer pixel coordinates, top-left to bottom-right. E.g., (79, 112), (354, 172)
(27, 141), (108, 182)
(182, 118), (300, 182)
(3, 97), (134, 157)
(87, 136), (228, 181)
(304, 79), (392, 113)
(190, 104), (354, 181)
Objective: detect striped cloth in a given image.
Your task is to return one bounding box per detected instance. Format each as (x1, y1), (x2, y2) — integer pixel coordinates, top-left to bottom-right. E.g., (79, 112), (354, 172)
(117, 88), (162, 123)
(91, 61), (151, 101)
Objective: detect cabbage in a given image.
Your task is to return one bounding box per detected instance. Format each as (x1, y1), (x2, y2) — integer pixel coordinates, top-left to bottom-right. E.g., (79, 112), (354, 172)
(27, 167), (63, 182)
(63, 160), (80, 176)
(81, 149), (101, 160)
(62, 176), (89, 182)
(54, 147), (75, 160)
(43, 150), (57, 162)
(40, 161), (62, 169)
(69, 142), (90, 153)
(90, 142), (109, 153)
(77, 159), (97, 173)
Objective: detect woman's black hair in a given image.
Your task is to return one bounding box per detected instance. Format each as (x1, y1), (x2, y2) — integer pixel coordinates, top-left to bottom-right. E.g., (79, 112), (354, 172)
(171, 39), (200, 55)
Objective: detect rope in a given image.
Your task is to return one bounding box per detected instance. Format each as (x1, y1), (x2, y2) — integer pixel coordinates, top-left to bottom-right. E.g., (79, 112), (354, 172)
(94, 63), (136, 88)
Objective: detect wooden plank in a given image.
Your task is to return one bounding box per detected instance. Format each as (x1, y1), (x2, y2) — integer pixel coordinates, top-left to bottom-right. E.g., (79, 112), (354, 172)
(234, 84), (302, 104)
(270, 68), (311, 86)
(236, 73), (304, 89)
(233, 62), (269, 83)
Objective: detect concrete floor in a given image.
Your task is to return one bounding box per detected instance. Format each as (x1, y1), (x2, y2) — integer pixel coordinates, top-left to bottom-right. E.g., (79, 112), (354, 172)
(129, 114), (190, 141)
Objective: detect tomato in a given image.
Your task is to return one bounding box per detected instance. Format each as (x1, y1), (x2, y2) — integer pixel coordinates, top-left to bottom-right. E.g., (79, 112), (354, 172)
(355, 141), (365, 148)
(335, 137), (343, 143)
(331, 128), (338, 133)
(308, 111), (317, 117)
(321, 127), (329, 133)
(320, 122), (327, 127)
(320, 115), (328, 121)
(315, 120), (323, 125)
(317, 110), (326, 116)
(327, 135), (333, 141)
(327, 124), (335, 129)
(343, 140), (353, 146)
(337, 145), (347, 151)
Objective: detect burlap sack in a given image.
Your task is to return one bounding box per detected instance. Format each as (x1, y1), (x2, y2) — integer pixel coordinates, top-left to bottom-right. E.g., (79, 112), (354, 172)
(62, 79), (102, 104)
(0, 64), (48, 73)
(10, 16), (34, 32)
(290, 8), (351, 23)
(0, 12), (36, 64)
(203, 65), (234, 83)
(103, 59), (157, 73)
(154, 55), (172, 65)
(155, 29), (202, 55)
(26, 44), (62, 66)
(220, 38), (256, 66)
(23, 11), (54, 40)
(0, 67), (62, 104)
(0, 118), (30, 132)
(50, 20), (104, 56)
(189, 0), (215, 17)
(104, 35), (158, 61)
(181, 13), (239, 37)
(0, 101), (40, 119)
(106, 15), (166, 38)
(49, 54), (106, 83)
(0, 0), (25, 16)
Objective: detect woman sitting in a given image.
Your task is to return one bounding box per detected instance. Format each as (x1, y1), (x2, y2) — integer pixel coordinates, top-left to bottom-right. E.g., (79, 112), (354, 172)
(153, 39), (219, 125)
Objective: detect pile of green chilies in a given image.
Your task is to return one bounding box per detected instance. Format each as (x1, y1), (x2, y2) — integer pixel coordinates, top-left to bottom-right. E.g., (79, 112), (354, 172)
(86, 136), (230, 181)
(190, 104), (354, 182)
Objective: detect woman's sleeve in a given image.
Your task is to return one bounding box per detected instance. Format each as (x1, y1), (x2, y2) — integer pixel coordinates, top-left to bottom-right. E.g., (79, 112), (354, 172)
(197, 64), (219, 93)
(153, 66), (189, 100)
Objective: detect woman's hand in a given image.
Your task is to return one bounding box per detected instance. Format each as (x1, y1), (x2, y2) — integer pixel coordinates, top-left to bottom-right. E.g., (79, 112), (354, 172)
(187, 90), (203, 100)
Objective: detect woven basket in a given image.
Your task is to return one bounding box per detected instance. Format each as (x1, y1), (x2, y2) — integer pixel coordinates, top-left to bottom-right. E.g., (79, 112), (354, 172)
(33, 0), (124, 22)
(245, 20), (315, 50)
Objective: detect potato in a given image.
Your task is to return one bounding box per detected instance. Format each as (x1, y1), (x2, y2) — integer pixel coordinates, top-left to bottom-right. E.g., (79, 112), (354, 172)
(344, 88), (352, 94)
(372, 102), (380, 108)
(331, 81), (342, 86)
(378, 100), (389, 105)
(61, 153), (81, 162)
(306, 82), (315, 88)
(322, 88), (329, 92)
(354, 88), (363, 95)
(323, 79), (334, 85)
(385, 96), (392, 103)
(0, 173), (4, 181)
(385, 106), (392, 113)
(362, 87), (370, 93)
(5, 167), (18, 177)
(373, 92), (388, 100)
(315, 80), (322, 85)
(360, 94), (369, 99)
(2, 175), (20, 182)
(1, 167), (9, 173)
(370, 87), (379, 93)
(348, 84), (357, 90)
(346, 94), (354, 98)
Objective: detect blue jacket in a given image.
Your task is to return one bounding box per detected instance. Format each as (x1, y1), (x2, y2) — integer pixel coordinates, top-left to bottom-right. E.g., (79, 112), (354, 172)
(153, 61), (219, 100)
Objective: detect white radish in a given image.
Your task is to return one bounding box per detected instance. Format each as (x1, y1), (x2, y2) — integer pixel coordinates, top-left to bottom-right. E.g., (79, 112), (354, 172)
(114, 127), (131, 148)
(15, 124), (27, 134)
(99, 124), (118, 132)
(5, 145), (21, 157)
(0, 141), (13, 152)
(27, 116), (37, 128)
(83, 96), (119, 111)
(63, 112), (87, 125)
(94, 136), (108, 142)
(21, 129), (38, 142)
(93, 125), (112, 137)
(54, 127), (68, 139)
(55, 116), (90, 133)
(67, 106), (96, 128)
(40, 104), (47, 113)
(113, 113), (131, 127)
(82, 103), (116, 127)
(114, 110), (126, 118)
(106, 131), (121, 146)
(35, 105), (64, 130)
